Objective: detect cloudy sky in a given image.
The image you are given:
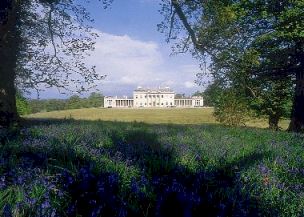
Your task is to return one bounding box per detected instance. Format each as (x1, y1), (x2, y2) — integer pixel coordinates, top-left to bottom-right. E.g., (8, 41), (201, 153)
(33, 0), (210, 98)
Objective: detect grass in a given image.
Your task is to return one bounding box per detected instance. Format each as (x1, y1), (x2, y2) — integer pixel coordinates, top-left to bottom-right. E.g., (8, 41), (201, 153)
(26, 107), (290, 129)
(0, 115), (303, 216)
(27, 108), (216, 125)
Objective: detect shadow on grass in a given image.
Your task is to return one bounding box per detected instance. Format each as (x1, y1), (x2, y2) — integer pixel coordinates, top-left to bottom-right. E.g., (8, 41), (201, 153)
(0, 118), (277, 217)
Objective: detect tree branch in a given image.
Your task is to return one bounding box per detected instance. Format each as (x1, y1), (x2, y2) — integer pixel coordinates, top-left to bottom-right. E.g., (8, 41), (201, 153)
(47, 3), (57, 57)
(167, 3), (176, 42)
(0, 0), (17, 43)
(171, 0), (201, 49)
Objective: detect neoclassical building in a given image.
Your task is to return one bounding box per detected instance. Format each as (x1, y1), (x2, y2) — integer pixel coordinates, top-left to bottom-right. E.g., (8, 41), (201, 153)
(104, 87), (203, 108)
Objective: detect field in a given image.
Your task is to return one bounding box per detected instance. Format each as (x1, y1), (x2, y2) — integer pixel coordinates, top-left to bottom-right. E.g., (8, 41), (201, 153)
(0, 109), (302, 216)
(26, 107), (290, 129)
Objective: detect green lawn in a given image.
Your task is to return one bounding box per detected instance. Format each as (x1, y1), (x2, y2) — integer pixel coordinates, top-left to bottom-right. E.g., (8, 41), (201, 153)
(26, 107), (290, 129)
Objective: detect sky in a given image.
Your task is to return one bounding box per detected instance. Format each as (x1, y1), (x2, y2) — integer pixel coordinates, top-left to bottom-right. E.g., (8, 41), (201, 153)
(32, 0), (209, 99)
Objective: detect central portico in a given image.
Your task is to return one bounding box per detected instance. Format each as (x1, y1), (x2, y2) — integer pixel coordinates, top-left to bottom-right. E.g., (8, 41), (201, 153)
(133, 86), (175, 108)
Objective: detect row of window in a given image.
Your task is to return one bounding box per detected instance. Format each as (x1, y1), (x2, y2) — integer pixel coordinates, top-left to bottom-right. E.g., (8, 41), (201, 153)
(136, 102), (173, 106)
(175, 100), (193, 106)
(135, 94), (173, 99)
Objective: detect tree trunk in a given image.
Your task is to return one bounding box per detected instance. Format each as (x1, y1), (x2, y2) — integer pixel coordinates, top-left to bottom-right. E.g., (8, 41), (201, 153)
(268, 114), (280, 131)
(0, 58), (18, 128)
(0, 0), (19, 128)
(288, 71), (304, 132)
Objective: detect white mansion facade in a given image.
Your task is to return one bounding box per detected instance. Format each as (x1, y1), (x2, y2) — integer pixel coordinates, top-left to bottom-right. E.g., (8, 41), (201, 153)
(104, 87), (203, 108)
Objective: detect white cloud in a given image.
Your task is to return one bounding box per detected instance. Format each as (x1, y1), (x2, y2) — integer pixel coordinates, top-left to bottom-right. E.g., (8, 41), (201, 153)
(184, 81), (195, 88)
(85, 31), (207, 96)
(87, 31), (163, 88)
(32, 30), (206, 98)
(180, 64), (200, 73)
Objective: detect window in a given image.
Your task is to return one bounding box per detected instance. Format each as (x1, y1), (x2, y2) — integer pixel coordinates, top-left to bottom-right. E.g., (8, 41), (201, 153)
(161, 103), (163, 105)
(149, 95), (152, 98)
(166, 102), (168, 105)
(153, 95), (156, 98)
(157, 95), (159, 98)
(161, 95), (163, 98)
(157, 103), (159, 105)
(170, 102), (172, 105)
(145, 95), (147, 98)
(135, 95), (138, 98)
(149, 103), (152, 105)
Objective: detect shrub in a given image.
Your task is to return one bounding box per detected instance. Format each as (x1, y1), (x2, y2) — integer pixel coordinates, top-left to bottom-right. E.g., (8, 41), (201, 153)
(16, 91), (31, 115)
(213, 89), (250, 126)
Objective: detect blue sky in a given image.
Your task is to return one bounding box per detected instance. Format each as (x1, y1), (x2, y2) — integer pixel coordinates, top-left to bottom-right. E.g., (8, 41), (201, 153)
(34, 0), (209, 98)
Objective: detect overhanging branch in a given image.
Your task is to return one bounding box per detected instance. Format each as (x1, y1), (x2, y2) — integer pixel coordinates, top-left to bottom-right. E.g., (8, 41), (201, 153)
(171, 0), (202, 49)
(47, 3), (57, 58)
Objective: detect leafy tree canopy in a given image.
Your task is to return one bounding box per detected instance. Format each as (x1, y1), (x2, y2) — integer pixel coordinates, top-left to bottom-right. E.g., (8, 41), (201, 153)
(0, 0), (111, 126)
(159, 0), (304, 131)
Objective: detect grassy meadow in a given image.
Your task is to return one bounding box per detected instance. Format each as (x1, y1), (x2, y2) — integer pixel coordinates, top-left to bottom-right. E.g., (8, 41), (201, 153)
(0, 108), (302, 216)
(26, 107), (290, 129)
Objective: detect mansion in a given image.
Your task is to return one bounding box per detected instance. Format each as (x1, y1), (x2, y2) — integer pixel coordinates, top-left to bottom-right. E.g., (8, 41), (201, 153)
(104, 87), (203, 108)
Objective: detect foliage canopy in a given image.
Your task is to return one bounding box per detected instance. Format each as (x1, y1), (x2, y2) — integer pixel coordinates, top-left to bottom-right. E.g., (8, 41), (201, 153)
(160, 0), (304, 131)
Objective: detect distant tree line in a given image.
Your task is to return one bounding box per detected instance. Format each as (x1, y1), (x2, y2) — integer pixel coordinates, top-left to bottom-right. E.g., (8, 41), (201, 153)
(16, 92), (104, 115)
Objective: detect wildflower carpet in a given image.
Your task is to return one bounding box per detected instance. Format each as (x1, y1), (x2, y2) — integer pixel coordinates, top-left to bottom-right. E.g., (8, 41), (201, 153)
(0, 118), (303, 216)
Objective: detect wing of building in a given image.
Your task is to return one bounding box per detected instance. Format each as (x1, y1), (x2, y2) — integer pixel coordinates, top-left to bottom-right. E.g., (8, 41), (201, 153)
(104, 87), (203, 108)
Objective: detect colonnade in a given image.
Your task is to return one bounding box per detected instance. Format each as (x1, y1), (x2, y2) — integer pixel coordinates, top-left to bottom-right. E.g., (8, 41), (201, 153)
(174, 99), (193, 107)
(115, 99), (133, 107)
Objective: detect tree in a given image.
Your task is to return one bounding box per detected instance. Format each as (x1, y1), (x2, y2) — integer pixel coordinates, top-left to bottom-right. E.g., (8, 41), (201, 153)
(193, 82), (222, 107)
(66, 95), (82, 109)
(45, 99), (66, 112)
(16, 91), (31, 115)
(213, 88), (250, 126)
(160, 0), (304, 132)
(175, 93), (186, 99)
(27, 93), (103, 113)
(87, 92), (104, 107)
(0, 0), (111, 127)
(0, 0), (20, 127)
(248, 78), (293, 130)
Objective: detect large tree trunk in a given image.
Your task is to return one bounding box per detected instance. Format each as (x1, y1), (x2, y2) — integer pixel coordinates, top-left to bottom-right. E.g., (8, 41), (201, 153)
(0, 0), (19, 128)
(288, 71), (304, 132)
(269, 114), (280, 131)
(0, 57), (18, 128)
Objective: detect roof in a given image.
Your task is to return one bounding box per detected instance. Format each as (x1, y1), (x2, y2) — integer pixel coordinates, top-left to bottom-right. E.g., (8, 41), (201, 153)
(134, 86), (174, 93)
